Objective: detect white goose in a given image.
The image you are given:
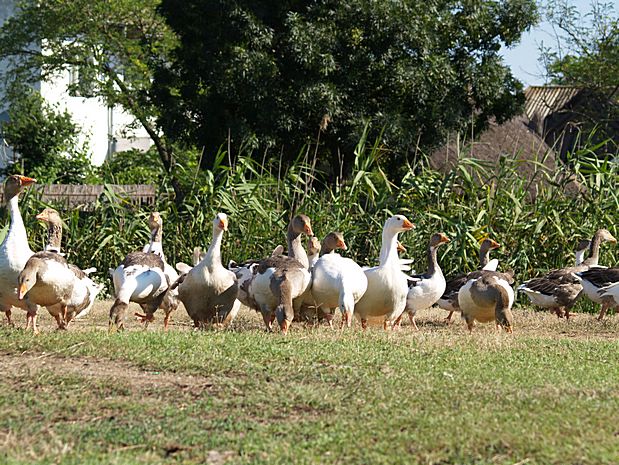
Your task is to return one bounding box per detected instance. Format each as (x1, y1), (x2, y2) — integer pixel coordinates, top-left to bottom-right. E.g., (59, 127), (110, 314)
(249, 214), (313, 334)
(176, 213), (240, 327)
(311, 232), (368, 328)
(396, 232), (450, 329)
(354, 215), (414, 330)
(139, 212), (180, 329)
(0, 175), (37, 329)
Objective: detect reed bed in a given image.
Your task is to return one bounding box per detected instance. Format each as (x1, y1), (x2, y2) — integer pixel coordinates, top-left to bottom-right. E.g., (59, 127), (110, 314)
(3, 134), (618, 312)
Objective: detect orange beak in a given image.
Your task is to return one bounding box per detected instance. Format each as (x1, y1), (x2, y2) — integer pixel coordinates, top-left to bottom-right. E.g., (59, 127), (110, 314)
(219, 219), (228, 231)
(490, 239), (500, 249)
(281, 319), (290, 335)
(396, 242), (407, 253)
(17, 176), (36, 186)
(338, 240), (347, 250)
(35, 212), (47, 221)
(439, 234), (450, 244)
(304, 225), (314, 236)
(18, 283), (28, 300)
(402, 219), (414, 230)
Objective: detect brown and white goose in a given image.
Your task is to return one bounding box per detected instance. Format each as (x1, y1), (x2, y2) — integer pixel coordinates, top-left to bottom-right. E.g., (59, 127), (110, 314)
(437, 238), (501, 323)
(310, 231), (367, 327)
(0, 175), (37, 328)
(396, 233), (450, 329)
(22, 208), (103, 329)
(249, 214), (313, 334)
(517, 238), (592, 318)
(354, 214), (414, 330)
(458, 270), (515, 332)
(575, 267), (619, 320)
(109, 215), (176, 331)
(520, 229), (616, 320)
(176, 213), (240, 327)
(139, 212), (180, 329)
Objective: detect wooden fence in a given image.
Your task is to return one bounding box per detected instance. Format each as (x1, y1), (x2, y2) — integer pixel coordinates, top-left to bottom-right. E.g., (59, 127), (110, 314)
(0, 184), (156, 210)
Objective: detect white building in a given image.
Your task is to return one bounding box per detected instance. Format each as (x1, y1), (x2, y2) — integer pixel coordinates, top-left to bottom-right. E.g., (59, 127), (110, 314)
(0, 0), (152, 168)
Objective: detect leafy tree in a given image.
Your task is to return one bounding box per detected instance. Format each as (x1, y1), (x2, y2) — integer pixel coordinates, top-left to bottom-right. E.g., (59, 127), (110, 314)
(0, 0), (185, 199)
(154, 0), (538, 177)
(540, 0), (618, 148)
(1, 88), (97, 183)
(543, 0), (618, 90)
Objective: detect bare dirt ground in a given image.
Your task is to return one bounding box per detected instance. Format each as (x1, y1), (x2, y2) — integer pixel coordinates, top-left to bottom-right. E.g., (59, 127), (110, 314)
(4, 297), (619, 336)
(0, 352), (213, 391)
(1, 298), (617, 382)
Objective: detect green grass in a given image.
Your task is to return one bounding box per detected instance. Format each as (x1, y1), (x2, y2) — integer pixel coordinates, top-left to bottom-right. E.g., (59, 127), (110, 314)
(1, 304), (618, 464)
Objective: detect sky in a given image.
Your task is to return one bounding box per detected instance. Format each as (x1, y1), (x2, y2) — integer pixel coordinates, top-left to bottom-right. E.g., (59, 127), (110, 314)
(501, 0), (595, 86)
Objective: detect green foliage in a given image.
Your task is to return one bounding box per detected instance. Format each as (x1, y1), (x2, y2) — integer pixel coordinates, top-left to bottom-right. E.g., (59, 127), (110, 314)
(0, 0), (182, 195)
(11, 130), (618, 310)
(542, 0), (619, 89)
(540, 1), (619, 145)
(99, 148), (165, 185)
(0, 88), (97, 184)
(1, 319), (619, 464)
(154, 0), (538, 175)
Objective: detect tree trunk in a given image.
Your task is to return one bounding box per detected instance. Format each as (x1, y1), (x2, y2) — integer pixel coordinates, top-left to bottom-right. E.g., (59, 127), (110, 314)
(106, 68), (186, 205)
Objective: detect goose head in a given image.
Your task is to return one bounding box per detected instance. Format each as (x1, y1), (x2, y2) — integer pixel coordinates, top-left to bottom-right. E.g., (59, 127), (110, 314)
(35, 207), (61, 225)
(322, 231), (347, 254)
(17, 260), (39, 300)
(148, 211), (163, 231)
(214, 213), (229, 232)
(290, 214), (313, 236)
(384, 215), (414, 234)
(480, 238), (500, 254)
(36, 207), (63, 253)
(307, 236), (321, 257)
(4, 175), (36, 201)
(595, 229), (617, 244)
(429, 233), (450, 250)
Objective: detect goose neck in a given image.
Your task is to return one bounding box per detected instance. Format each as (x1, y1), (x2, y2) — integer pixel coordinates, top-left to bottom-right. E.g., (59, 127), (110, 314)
(205, 227), (224, 267)
(46, 222), (62, 250)
(479, 248), (490, 268)
(584, 233), (603, 266)
(379, 228), (399, 267)
(7, 195), (27, 243)
(427, 245), (439, 276)
(287, 226), (309, 268)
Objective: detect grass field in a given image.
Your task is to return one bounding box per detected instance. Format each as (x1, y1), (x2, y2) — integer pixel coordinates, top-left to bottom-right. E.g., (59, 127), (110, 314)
(1, 301), (618, 465)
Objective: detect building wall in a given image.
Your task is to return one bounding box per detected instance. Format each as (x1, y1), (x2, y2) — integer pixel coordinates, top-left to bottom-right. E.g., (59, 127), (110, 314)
(40, 70), (152, 166)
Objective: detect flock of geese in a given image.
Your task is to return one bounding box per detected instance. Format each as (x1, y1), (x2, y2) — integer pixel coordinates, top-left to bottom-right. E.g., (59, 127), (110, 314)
(1, 174), (618, 334)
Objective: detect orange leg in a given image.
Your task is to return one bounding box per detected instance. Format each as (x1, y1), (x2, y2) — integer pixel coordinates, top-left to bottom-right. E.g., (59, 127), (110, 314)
(597, 304), (609, 321)
(163, 313), (171, 330)
(408, 312), (419, 330)
(4, 308), (13, 326)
